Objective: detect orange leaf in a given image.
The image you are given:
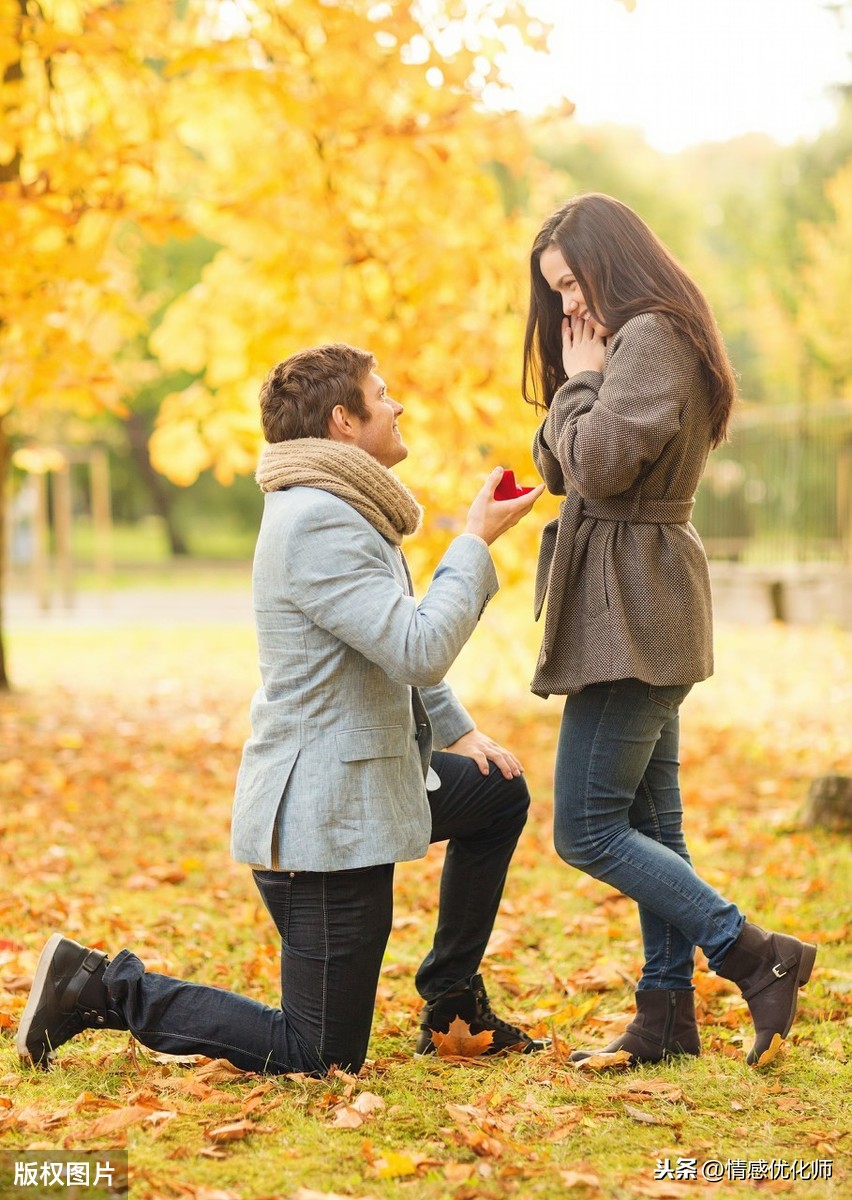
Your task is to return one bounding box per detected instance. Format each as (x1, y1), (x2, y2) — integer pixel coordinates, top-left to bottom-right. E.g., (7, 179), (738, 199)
(429, 1015), (495, 1058)
(204, 1119), (259, 1142)
(80, 1105), (166, 1138)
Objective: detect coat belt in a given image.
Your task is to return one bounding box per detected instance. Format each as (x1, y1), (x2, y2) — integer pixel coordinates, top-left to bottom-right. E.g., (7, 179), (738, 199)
(582, 496), (695, 523)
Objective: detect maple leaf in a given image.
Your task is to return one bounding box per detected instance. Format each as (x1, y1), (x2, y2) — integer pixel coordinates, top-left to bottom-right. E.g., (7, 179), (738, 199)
(429, 1015), (495, 1058)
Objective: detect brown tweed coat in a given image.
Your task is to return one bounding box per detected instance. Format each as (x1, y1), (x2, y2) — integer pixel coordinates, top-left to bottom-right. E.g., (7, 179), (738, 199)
(531, 311), (715, 698)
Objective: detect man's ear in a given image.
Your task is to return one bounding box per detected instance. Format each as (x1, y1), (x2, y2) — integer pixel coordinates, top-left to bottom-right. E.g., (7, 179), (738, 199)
(327, 403), (356, 443)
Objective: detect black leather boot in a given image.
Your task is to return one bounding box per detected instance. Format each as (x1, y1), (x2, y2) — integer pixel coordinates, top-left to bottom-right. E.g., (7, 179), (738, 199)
(17, 934), (125, 1067)
(716, 921), (817, 1065)
(570, 988), (701, 1064)
(415, 973), (550, 1056)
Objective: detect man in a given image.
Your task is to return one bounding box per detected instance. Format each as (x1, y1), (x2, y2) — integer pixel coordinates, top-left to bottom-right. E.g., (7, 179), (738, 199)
(18, 343), (545, 1074)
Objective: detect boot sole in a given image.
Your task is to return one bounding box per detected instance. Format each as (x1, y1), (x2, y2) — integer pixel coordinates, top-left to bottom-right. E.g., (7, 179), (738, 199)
(16, 933), (64, 1066)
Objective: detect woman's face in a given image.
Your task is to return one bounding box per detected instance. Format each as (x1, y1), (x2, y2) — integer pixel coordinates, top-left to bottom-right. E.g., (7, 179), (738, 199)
(538, 243), (611, 336)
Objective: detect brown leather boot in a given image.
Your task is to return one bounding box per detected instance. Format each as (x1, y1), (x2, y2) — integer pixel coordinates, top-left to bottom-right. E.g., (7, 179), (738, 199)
(716, 921), (817, 1065)
(569, 988), (701, 1065)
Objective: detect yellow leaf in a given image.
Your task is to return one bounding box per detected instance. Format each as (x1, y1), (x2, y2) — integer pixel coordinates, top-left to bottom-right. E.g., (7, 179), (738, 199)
(754, 1032), (785, 1068)
(375, 1150), (419, 1178)
(573, 1049), (633, 1072)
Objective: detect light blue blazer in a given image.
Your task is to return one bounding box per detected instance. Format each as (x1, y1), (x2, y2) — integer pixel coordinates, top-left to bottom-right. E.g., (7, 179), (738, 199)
(231, 487), (499, 871)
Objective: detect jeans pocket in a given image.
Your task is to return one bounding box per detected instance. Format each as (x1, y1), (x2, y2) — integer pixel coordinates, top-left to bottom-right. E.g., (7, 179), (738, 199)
(647, 682), (693, 711)
(253, 870), (293, 943)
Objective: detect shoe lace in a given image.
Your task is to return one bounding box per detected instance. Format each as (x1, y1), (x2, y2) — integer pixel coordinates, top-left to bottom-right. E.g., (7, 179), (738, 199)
(473, 983), (527, 1039)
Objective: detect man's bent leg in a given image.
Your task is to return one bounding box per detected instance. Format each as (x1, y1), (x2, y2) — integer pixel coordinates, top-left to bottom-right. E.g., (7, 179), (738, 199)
(104, 951), (311, 1073)
(254, 864), (395, 1072)
(415, 752), (528, 999)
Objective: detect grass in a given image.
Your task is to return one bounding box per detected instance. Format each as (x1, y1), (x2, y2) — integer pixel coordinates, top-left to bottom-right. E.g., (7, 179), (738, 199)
(0, 618), (850, 1199)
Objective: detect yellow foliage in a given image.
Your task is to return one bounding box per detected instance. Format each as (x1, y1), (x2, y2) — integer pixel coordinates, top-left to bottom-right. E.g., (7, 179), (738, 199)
(800, 162), (852, 390)
(2, 0), (555, 585)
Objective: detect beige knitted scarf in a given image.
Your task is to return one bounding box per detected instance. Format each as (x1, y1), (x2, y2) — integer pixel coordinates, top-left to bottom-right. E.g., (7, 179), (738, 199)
(255, 438), (422, 545)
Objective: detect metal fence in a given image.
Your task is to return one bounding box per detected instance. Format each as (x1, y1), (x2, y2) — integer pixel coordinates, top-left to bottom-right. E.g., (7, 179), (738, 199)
(694, 400), (852, 564)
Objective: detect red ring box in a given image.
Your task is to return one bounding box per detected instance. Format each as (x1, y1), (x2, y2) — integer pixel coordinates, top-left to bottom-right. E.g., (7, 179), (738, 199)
(494, 470), (535, 501)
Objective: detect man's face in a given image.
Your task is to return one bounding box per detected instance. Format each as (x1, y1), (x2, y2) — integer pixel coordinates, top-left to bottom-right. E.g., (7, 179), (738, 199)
(348, 371), (408, 468)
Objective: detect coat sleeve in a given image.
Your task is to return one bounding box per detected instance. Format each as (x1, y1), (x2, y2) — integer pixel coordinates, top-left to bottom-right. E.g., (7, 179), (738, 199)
(542, 314), (693, 500)
(283, 502), (499, 688)
(532, 422), (568, 496)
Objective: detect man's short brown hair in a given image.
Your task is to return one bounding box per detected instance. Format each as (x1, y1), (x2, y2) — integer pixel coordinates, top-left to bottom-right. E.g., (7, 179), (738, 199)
(259, 343), (376, 443)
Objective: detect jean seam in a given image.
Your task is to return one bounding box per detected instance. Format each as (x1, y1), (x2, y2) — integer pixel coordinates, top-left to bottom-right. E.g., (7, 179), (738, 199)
(319, 874), (329, 1064)
(581, 682), (618, 851)
(637, 773), (673, 987)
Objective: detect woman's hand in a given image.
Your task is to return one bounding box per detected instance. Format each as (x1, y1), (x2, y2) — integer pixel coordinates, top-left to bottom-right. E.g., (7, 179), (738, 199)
(562, 316), (606, 378)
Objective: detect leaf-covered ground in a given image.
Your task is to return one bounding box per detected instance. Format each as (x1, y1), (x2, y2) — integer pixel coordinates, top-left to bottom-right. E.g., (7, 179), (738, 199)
(1, 621), (850, 1200)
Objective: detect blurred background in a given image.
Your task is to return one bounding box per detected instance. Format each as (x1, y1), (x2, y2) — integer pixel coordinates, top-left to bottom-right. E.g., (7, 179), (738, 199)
(2, 0), (851, 694)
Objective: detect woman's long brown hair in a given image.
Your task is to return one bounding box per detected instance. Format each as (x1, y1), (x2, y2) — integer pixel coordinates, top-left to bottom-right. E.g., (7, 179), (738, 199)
(522, 193), (737, 447)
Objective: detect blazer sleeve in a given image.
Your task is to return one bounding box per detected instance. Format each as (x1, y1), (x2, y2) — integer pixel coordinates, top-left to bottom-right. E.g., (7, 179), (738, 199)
(419, 680), (475, 748)
(542, 313), (693, 500)
(283, 503), (499, 688)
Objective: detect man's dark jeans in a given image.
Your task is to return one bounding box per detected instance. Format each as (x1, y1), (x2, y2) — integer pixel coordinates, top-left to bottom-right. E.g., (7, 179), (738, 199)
(103, 751), (529, 1074)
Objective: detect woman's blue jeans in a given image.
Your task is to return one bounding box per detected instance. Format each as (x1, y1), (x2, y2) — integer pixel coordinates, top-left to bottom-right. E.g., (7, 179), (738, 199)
(554, 679), (744, 991)
(101, 750), (529, 1075)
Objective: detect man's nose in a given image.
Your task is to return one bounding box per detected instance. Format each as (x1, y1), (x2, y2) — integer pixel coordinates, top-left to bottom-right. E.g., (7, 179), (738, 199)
(392, 400), (403, 415)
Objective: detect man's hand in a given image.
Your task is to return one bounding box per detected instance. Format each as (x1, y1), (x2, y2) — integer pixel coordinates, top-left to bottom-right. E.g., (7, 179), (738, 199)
(444, 728), (523, 779)
(562, 315), (606, 378)
(465, 468), (544, 545)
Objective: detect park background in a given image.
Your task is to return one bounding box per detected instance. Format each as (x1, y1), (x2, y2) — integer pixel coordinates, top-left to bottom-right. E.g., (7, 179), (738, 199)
(1, 1), (851, 1199)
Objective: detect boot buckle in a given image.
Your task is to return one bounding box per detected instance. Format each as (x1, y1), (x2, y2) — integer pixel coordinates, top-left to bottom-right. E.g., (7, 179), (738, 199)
(772, 963), (788, 978)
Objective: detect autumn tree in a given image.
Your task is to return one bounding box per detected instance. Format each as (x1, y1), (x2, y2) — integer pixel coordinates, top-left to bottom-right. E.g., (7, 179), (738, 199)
(0, 0), (201, 688)
(146, 0), (552, 586)
(799, 160), (852, 392)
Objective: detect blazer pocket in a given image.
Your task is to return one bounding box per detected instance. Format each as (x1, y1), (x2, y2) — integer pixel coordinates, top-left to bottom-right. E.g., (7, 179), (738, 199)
(336, 725), (407, 762)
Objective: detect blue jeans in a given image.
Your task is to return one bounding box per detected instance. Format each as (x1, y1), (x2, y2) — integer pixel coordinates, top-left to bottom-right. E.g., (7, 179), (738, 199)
(554, 679), (744, 990)
(102, 751), (529, 1074)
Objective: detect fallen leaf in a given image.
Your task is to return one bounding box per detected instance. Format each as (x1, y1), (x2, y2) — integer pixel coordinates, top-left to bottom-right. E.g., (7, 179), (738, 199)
(79, 1105), (171, 1138)
(560, 1169), (603, 1190)
(194, 1058), (253, 1083)
(618, 1080), (685, 1103)
(330, 1106), (365, 1129)
(351, 1091), (385, 1116)
(754, 1032), (785, 1067)
(205, 1119), (259, 1143)
(623, 1103), (678, 1126)
(573, 1050), (633, 1072)
(430, 1015), (496, 1058)
(373, 1150), (419, 1178)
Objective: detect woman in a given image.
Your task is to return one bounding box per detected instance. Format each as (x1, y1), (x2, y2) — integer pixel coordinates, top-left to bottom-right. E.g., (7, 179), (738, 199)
(524, 193), (816, 1067)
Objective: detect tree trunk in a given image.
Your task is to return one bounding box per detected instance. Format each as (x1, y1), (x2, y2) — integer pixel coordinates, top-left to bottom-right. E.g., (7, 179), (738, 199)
(125, 411), (190, 556)
(0, 415), (11, 691)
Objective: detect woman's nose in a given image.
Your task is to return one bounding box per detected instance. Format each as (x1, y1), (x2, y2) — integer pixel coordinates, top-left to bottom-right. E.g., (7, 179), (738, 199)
(564, 299), (577, 316)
